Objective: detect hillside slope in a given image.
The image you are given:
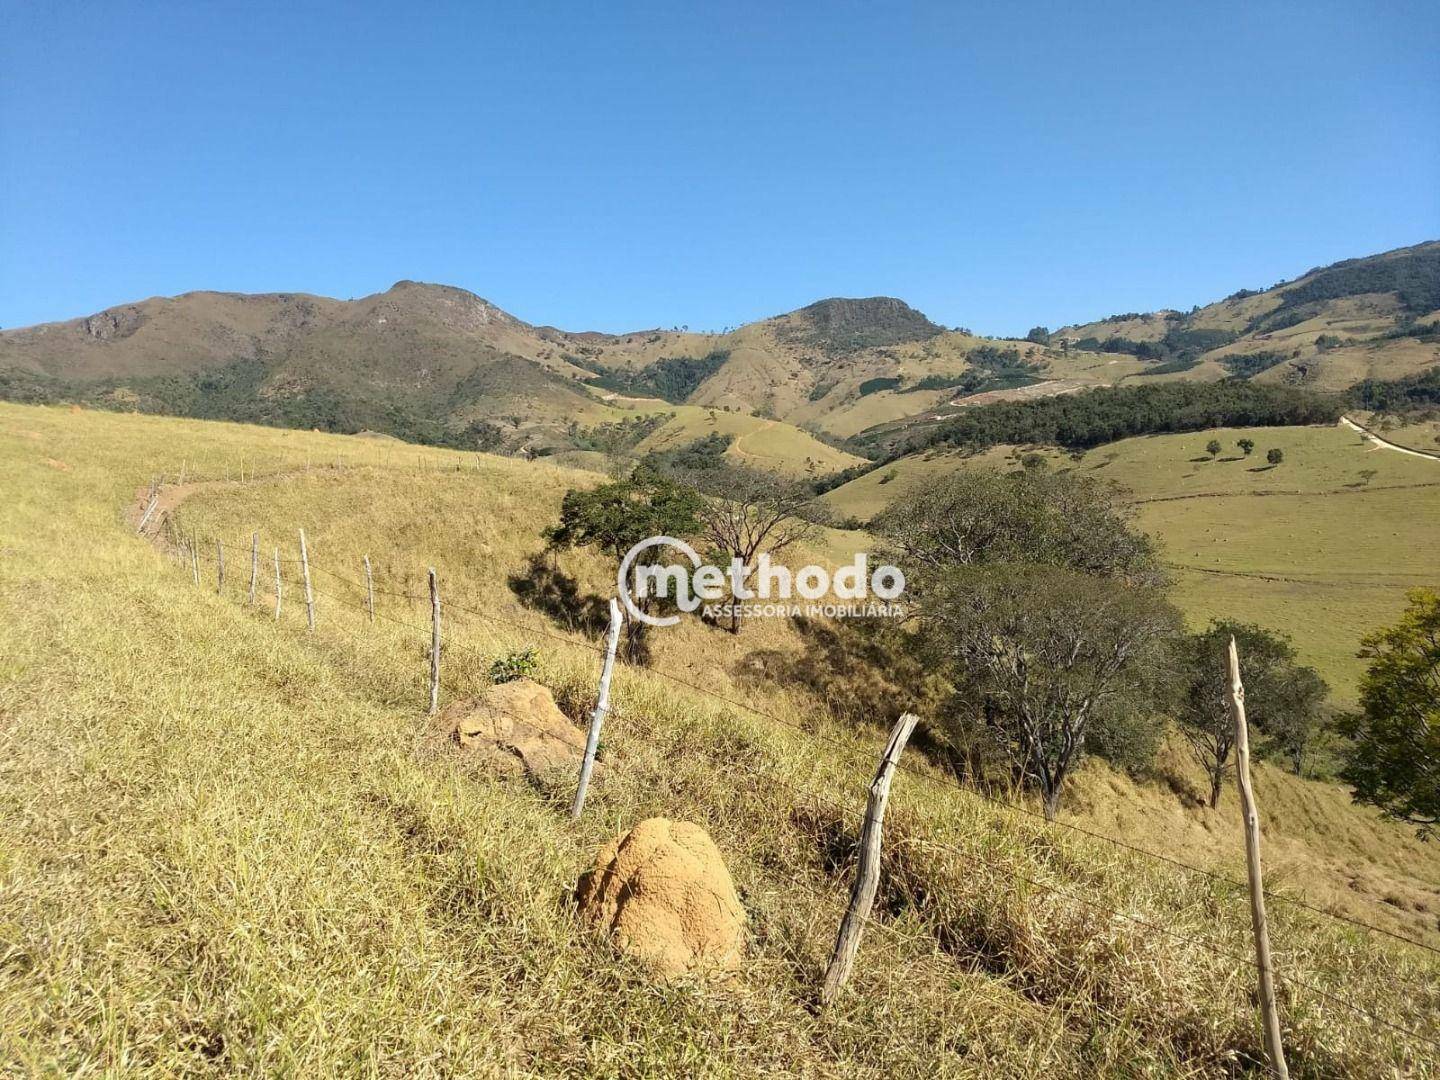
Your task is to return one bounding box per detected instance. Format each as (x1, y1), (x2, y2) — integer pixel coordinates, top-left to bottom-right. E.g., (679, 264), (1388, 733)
(1057, 241), (1440, 393)
(2, 403), (1437, 1075)
(821, 422), (1440, 699)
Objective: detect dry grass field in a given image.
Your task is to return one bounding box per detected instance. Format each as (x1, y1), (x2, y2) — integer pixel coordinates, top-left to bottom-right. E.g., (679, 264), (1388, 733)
(822, 422), (1440, 700)
(2, 402), (1438, 1077)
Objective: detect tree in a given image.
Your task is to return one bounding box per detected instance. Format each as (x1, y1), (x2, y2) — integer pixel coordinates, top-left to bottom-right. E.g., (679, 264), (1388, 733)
(689, 466), (816, 633)
(872, 469), (1162, 589)
(1238, 437), (1255, 456)
(877, 469), (1174, 814)
(927, 565), (1179, 819)
(1262, 665), (1331, 776)
(546, 466), (703, 658)
(1338, 589), (1440, 837)
(1026, 326), (1051, 345)
(1267, 447), (1285, 466)
(1171, 622), (1329, 807)
(1205, 439), (1222, 457)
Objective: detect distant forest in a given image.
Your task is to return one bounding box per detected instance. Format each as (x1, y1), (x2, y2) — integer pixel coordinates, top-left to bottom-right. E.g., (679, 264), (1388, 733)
(849, 381), (1343, 463)
(580, 351), (729, 404)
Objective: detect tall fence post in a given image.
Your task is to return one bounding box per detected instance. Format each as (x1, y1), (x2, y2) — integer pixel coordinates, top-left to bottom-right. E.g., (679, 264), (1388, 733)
(428, 568), (441, 715)
(216, 541), (225, 594)
(273, 547), (283, 620)
(299, 529), (315, 631)
(363, 555), (375, 623)
(1228, 637), (1289, 1080)
(248, 532), (259, 606)
(571, 598), (623, 821)
(821, 710), (921, 1007)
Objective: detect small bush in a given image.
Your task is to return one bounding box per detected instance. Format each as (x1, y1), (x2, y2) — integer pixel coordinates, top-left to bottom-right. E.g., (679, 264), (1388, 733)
(488, 647), (539, 684)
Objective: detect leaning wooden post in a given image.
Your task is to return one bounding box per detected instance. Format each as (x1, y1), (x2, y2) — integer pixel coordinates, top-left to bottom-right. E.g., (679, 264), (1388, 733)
(248, 532), (259, 606)
(273, 547), (283, 620)
(1228, 637), (1289, 1080)
(136, 491), (161, 533)
(363, 555), (375, 623)
(427, 568), (441, 715)
(216, 540), (225, 594)
(571, 598), (623, 821)
(299, 529), (315, 631)
(821, 710), (921, 1006)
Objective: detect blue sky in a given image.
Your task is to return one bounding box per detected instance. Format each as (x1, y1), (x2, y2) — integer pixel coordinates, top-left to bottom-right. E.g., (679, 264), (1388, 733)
(2, 1), (1437, 336)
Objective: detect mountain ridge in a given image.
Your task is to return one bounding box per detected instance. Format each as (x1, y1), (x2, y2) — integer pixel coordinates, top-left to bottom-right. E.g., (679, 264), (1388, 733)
(3, 242), (1437, 460)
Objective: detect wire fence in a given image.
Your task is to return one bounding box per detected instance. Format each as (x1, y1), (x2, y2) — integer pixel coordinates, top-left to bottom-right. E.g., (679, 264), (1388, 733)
(148, 498), (1440, 1065)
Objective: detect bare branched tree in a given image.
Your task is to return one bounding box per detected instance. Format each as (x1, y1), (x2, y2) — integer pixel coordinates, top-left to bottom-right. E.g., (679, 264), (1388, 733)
(693, 467), (818, 633)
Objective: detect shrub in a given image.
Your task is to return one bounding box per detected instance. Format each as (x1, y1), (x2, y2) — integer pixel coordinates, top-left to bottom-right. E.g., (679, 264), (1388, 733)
(488, 647), (539, 684)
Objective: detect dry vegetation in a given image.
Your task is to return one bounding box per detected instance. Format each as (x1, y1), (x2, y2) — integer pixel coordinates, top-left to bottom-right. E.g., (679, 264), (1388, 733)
(2, 402), (1438, 1077)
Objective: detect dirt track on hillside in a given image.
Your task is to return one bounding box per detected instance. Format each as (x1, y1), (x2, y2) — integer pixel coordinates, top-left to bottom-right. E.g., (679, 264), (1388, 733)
(1340, 415), (1440, 461)
(126, 466), (345, 553)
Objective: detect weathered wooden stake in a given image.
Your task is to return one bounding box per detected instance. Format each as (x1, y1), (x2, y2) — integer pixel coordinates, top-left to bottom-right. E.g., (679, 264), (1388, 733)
(427, 568), (441, 715)
(137, 492), (161, 533)
(570, 598), (623, 821)
(820, 710), (921, 1006)
(1228, 637), (1289, 1080)
(216, 541), (225, 593)
(363, 555), (375, 623)
(273, 547), (283, 619)
(190, 543), (200, 587)
(299, 529), (315, 631)
(248, 532), (259, 606)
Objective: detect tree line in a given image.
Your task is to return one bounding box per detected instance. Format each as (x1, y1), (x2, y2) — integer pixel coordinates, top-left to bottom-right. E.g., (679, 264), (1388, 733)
(540, 460), (1437, 834)
(857, 381), (1343, 460)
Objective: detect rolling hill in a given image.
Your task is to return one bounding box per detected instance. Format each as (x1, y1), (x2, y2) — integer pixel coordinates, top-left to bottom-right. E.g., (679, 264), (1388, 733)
(1056, 240), (1440, 393)
(2, 240), (1437, 470)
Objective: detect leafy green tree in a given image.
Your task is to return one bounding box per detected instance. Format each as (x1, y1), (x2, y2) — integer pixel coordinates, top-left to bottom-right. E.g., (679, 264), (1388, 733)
(1025, 326), (1051, 345)
(1339, 589), (1440, 837)
(873, 469), (1161, 590)
(926, 565), (1179, 819)
(547, 466), (702, 658)
(1172, 622), (1329, 806)
(877, 469), (1175, 815)
(1238, 438), (1255, 456)
(1267, 447), (1285, 466)
(1206, 439), (1222, 457)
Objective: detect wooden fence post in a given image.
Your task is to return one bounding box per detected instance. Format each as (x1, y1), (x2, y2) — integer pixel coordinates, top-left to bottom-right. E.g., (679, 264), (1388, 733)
(248, 532), (259, 606)
(1228, 637), (1289, 1080)
(299, 529), (315, 631)
(273, 547), (283, 620)
(570, 598), (623, 821)
(363, 555), (375, 623)
(216, 541), (225, 594)
(190, 543), (200, 587)
(428, 568), (441, 715)
(137, 492), (161, 533)
(820, 711), (921, 1006)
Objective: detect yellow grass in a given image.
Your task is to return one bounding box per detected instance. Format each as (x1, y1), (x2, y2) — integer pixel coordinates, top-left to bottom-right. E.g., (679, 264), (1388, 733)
(821, 423), (1440, 700)
(2, 403), (1438, 1076)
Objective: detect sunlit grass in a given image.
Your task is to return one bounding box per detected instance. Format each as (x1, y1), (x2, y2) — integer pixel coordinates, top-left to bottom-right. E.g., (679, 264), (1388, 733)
(1, 402), (1438, 1076)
